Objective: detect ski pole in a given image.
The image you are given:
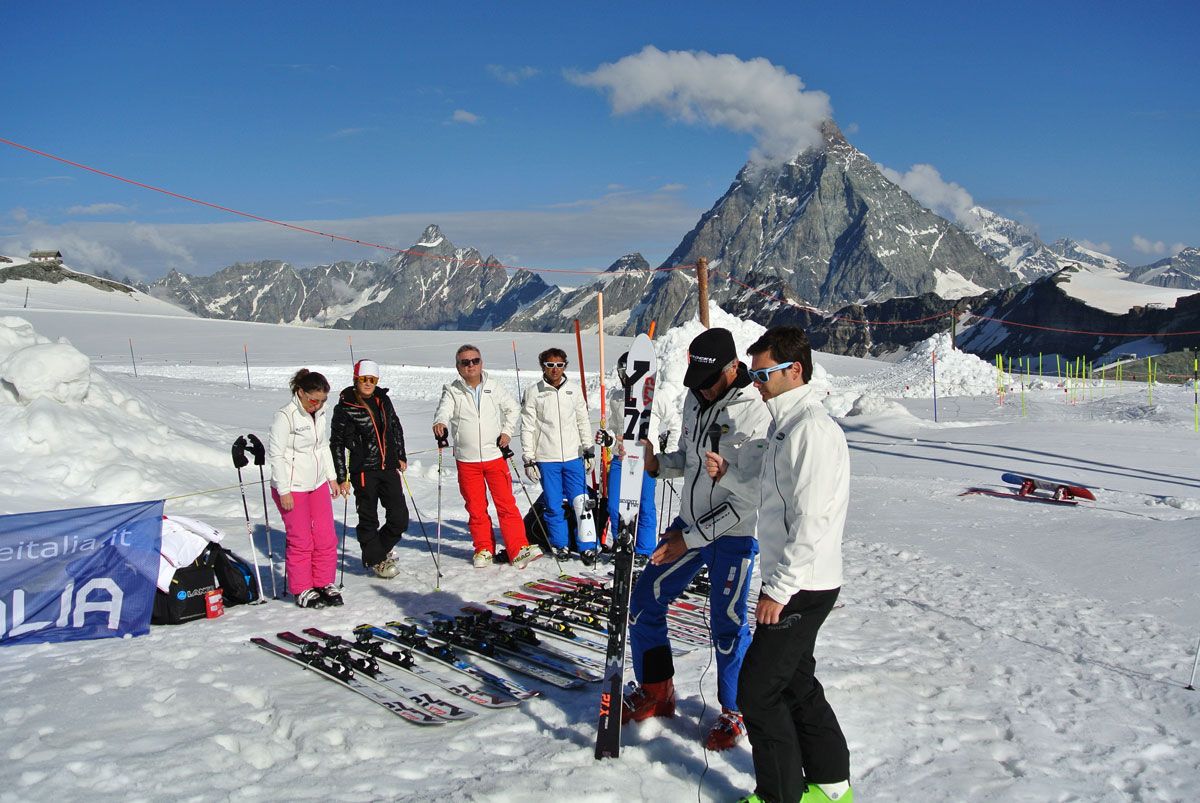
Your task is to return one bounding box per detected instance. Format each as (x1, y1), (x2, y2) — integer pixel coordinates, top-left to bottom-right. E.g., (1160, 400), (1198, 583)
(231, 437), (267, 604)
(338, 493), (349, 589)
(399, 470), (444, 587)
(435, 432), (448, 589)
(503, 445), (562, 575)
(512, 340), (522, 398)
(245, 434), (279, 599)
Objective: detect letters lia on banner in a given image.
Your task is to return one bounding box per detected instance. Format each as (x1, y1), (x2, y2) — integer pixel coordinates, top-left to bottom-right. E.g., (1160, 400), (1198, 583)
(0, 500), (164, 646)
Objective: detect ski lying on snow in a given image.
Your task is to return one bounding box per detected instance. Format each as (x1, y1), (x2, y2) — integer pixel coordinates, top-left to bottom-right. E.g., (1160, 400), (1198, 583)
(276, 631), (475, 721)
(461, 604), (612, 661)
(407, 614), (601, 683)
(357, 623), (538, 702)
(385, 620), (584, 690)
(302, 627), (519, 710)
(249, 637), (444, 726)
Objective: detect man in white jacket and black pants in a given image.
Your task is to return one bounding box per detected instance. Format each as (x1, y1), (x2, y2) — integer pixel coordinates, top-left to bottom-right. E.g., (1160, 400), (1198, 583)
(728, 326), (852, 803)
(433, 345), (542, 570)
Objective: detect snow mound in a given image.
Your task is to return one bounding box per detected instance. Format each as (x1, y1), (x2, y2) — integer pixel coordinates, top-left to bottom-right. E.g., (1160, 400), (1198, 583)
(845, 392), (912, 418)
(0, 316), (231, 513)
(853, 333), (1009, 398)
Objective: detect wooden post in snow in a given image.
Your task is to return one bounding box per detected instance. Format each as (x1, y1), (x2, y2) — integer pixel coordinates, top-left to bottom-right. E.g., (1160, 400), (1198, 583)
(696, 257), (710, 329)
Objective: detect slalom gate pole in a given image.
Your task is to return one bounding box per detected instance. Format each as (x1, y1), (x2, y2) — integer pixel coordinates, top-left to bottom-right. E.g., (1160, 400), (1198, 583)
(231, 437), (267, 604)
(435, 433), (448, 590)
(338, 494), (349, 588)
(246, 434), (279, 599)
(243, 344), (252, 390)
(1193, 357), (1198, 433)
(1186, 634), (1200, 691)
(348, 335), (355, 368)
(400, 470), (444, 587)
(512, 340), (523, 397)
(505, 448), (562, 575)
(128, 338), (138, 378)
(575, 319), (599, 493)
(932, 350), (938, 422)
(597, 293), (609, 500)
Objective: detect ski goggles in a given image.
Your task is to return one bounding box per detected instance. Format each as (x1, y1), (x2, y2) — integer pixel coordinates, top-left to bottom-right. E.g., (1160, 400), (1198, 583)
(747, 361), (795, 383)
(542, 361), (567, 368)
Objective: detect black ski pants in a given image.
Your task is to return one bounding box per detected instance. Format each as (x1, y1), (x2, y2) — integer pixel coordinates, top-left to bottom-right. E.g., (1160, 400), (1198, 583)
(738, 587), (848, 803)
(351, 469), (408, 567)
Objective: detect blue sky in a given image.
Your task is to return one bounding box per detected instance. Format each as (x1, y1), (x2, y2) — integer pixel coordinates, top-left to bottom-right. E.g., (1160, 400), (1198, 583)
(2, 1), (1197, 283)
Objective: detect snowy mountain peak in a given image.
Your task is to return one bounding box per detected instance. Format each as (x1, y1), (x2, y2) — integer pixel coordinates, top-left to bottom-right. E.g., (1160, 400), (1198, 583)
(1048, 239), (1129, 274)
(604, 253), (650, 273)
(1128, 246), (1200, 290)
(417, 224), (446, 248)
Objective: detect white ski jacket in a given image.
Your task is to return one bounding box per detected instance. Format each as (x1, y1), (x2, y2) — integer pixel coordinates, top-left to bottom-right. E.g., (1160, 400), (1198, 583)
(268, 394), (337, 494)
(433, 371), (519, 463)
(758, 383), (849, 600)
(520, 377), (591, 464)
(654, 369), (773, 550)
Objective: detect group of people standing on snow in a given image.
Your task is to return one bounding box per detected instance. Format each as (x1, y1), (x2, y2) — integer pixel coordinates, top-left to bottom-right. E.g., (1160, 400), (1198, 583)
(265, 323), (853, 803)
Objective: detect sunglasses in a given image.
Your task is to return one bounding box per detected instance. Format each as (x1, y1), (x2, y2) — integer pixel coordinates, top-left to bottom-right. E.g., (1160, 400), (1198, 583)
(542, 361), (567, 369)
(458, 357), (482, 366)
(748, 361), (795, 383)
(301, 391), (328, 406)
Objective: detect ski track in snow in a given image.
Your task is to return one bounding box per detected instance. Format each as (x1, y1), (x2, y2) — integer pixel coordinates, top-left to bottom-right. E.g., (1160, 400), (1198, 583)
(2, 296), (1200, 801)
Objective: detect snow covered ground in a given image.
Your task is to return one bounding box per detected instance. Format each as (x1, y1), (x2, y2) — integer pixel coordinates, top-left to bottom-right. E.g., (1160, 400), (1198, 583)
(2, 283), (1199, 802)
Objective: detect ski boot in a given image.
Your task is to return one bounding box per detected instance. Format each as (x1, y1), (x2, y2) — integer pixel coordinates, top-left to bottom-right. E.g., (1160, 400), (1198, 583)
(317, 584), (344, 606)
(800, 782), (853, 802)
(621, 678), (675, 724)
(510, 544), (544, 570)
(704, 709), (747, 751)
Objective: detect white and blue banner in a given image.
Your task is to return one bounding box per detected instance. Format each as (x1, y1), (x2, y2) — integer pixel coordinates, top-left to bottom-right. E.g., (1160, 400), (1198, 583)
(0, 500), (164, 647)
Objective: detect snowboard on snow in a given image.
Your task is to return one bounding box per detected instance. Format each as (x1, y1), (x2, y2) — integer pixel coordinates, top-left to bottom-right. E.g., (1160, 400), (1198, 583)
(962, 472), (1095, 506)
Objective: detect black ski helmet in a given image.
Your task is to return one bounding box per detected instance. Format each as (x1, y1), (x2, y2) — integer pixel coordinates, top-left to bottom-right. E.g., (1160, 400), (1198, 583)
(616, 351), (630, 387)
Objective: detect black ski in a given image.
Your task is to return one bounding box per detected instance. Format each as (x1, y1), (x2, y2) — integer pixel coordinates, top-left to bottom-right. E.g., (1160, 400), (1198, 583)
(356, 623), (538, 702)
(303, 627), (518, 710)
(276, 631), (475, 721)
(249, 637), (443, 726)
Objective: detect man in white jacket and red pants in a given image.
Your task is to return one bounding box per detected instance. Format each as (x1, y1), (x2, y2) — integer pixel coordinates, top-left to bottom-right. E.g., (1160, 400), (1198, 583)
(728, 326), (852, 803)
(433, 344), (543, 569)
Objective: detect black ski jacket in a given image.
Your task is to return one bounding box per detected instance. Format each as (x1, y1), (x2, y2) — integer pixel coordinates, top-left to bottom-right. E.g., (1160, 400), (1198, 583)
(329, 386), (407, 481)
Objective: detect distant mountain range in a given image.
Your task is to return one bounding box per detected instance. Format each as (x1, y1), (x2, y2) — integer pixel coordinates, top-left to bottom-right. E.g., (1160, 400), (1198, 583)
(6, 119), (1194, 360)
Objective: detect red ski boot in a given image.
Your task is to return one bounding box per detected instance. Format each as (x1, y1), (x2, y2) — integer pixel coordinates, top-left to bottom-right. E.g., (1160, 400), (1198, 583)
(704, 709), (747, 751)
(621, 678), (676, 724)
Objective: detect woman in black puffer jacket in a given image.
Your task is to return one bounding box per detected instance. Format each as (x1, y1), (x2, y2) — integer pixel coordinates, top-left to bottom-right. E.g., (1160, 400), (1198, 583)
(329, 359), (409, 578)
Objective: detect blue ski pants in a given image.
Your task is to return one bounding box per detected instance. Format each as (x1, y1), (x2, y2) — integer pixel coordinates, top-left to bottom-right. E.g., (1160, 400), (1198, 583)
(606, 457), (658, 556)
(536, 458), (595, 550)
(629, 531), (758, 711)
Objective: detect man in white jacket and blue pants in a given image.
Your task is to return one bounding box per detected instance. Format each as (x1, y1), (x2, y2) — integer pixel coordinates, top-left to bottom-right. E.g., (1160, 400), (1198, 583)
(730, 326), (852, 803)
(519, 347), (597, 563)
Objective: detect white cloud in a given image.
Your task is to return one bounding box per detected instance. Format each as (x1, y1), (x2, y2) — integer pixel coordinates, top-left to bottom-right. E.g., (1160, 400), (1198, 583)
(66, 203), (131, 216)
(10, 208), (29, 223)
(487, 64), (539, 85)
(1078, 239), (1113, 254)
(569, 46), (832, 163)
(879, 163), (975, 225)
(658, 183), (686, 192)
(0, 191), (702, 284)
(1131, 235), (1186, 256)
(451, 109), (482, 125)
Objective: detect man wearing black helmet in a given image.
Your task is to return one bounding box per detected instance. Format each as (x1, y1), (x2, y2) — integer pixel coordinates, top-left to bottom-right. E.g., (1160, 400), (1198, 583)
(623, 327), (772, 752)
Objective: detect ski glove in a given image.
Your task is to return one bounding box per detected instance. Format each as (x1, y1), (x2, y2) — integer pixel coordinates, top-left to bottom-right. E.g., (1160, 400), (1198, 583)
(523, 459), (541, 482)
(594, 429), (614, 447)
(582, 446), (596, 472)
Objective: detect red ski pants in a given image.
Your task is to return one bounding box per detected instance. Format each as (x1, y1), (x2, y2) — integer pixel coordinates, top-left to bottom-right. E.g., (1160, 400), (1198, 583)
(273, 482), (337, 595)
(455, 458), (528, 554)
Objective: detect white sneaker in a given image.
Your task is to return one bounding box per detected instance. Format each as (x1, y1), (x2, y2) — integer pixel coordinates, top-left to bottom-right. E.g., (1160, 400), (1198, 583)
(473, 549), (494, 568)
(371, 558), (399, 579)
(510, 544), (544, 570)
